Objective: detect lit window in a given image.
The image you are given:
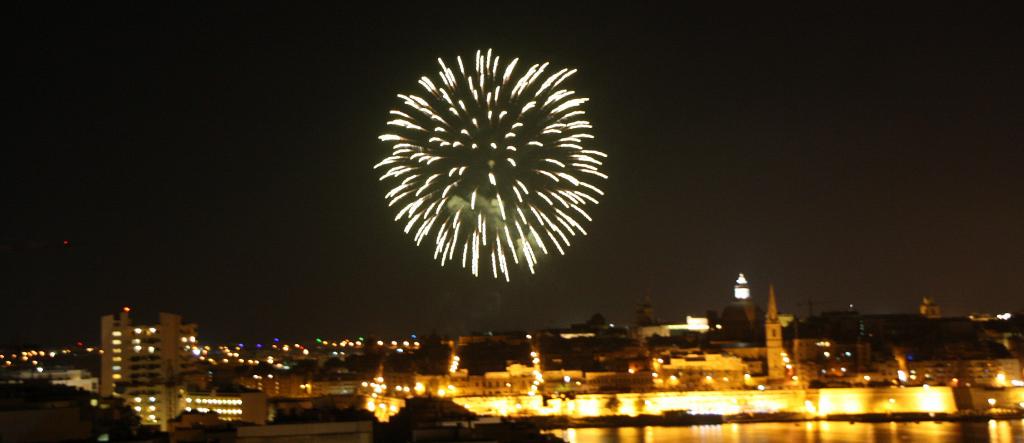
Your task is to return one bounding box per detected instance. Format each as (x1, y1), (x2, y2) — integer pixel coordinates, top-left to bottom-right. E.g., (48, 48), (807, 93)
(112, 331), (122, 337)
(112, 374), (122, 380)
(112, 340), (122, 345)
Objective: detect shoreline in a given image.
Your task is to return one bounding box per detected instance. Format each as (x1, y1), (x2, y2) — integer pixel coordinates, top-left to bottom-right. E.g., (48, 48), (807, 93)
(515, 411), (1024, 430)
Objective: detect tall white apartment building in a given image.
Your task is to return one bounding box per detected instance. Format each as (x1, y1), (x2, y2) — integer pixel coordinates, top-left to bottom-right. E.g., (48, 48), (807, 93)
(100, 307), (198, 430)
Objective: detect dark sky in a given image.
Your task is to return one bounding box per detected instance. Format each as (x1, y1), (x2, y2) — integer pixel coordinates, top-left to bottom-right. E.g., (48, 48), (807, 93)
(3, 4), (1022, 345)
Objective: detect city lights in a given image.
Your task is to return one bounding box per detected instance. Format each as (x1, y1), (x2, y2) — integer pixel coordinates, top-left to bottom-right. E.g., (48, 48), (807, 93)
(3, 282), (1019, 434)
(3, 9), (1021, 443)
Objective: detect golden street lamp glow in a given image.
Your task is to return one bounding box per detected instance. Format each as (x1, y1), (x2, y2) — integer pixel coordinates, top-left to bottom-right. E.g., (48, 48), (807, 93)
(375, 49), (607, 281)
(994, 372), (1007, 386)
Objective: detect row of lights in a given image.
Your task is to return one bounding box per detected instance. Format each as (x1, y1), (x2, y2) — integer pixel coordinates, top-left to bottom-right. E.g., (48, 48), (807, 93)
(186, 397), (242, 406)
(127, 327), (159, 335)
(529, 339), (544, 396)
(185, 407), (242, 415)
(371, 340), (420, 348)
(2, 349), (75, 366)
(1, 350), (68, 359)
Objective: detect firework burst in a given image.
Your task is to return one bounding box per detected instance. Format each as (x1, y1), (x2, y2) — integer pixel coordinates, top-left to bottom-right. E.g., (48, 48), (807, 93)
(375, 49), (607, 281)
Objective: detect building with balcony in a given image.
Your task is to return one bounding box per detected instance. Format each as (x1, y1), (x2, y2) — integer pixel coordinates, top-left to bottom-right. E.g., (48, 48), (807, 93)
(100, 307), (198, 430)
(182, 389), (268, 424)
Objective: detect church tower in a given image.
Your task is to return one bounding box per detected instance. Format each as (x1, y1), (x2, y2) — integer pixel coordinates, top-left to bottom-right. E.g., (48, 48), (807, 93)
(765, 284), (785, 384)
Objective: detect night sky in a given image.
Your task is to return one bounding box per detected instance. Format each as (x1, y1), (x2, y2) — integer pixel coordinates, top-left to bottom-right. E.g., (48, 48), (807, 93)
(4, 4), (1021, 345)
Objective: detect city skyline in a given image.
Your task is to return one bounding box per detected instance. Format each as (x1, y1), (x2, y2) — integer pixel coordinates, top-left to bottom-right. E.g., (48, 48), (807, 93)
(4, 4), (1023, 345)
(4, 273), (1022, 347)
(7, 289), (1021, 435)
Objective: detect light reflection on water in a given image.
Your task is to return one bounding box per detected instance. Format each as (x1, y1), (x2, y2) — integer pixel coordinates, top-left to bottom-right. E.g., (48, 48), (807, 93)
(547, 420), (1024, 443)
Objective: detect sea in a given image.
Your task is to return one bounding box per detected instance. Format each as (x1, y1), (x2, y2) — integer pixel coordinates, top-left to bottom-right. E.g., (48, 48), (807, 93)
(544, 420), (1024, 442)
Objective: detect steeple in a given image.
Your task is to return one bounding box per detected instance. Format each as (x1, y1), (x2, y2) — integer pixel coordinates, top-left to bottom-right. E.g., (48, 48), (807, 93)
(764, 284), (785, 384)
(767, 284), (779, 322)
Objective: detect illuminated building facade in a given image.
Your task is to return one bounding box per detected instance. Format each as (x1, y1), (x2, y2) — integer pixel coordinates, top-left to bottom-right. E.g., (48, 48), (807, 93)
(791, 338), (872, 385)
(239, 371), (311, 398)
(634, 316), (711, 340)
(182, 390), (268, 424)
(734, 274), (750, 300)
(652, 353), (746, 390)
(99, 308), (198, 429)
(902, 358), (1021, 387)
(707, 273), (782, 383)
(450, 386), (961, 418)
(448, 369), (537, 397)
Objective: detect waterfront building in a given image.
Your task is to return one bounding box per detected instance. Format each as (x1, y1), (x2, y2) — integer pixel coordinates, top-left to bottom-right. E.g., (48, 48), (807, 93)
(902, 358), (1021, 388)
(703, 274), (795, 385)
(765, 285), (786, 384)
(652, 353), (746, 390)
